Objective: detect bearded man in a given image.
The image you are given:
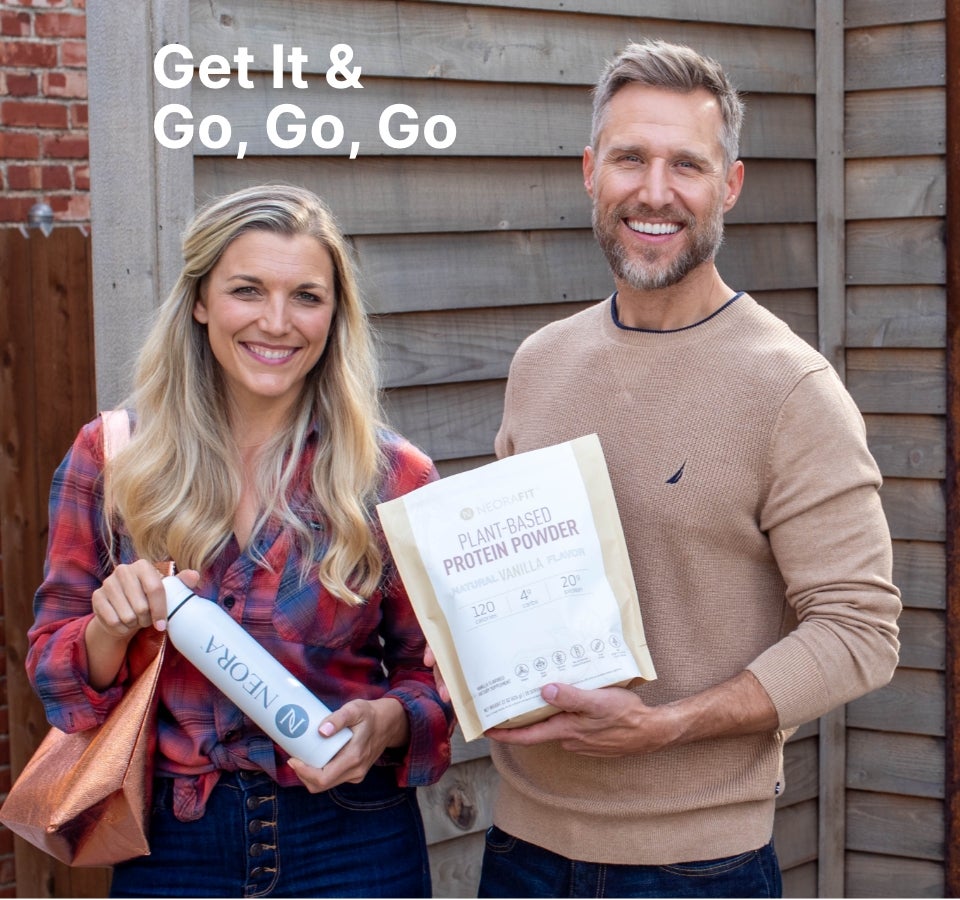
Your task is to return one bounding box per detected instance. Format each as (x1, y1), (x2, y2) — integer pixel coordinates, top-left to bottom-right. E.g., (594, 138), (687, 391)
(476, 38), (901, 898)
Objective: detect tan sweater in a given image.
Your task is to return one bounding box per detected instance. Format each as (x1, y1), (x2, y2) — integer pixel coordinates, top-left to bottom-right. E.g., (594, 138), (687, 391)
(492, 293), (901, 865)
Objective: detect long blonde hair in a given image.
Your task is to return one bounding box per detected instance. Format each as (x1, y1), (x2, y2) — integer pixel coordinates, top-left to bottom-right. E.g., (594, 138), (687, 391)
(107, 184), (385, 605)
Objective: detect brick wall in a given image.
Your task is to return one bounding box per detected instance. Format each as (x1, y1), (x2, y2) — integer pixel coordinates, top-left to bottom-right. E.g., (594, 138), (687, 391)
(0, 1), (89, 893)
(0, 0), (89, 227)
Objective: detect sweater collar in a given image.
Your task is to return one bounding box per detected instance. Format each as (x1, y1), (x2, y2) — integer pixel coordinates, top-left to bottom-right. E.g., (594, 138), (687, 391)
(610, 290), (745, 334)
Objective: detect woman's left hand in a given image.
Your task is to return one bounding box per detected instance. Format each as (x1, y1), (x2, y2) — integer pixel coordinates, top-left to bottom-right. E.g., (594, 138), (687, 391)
(287, 697), (409, 792)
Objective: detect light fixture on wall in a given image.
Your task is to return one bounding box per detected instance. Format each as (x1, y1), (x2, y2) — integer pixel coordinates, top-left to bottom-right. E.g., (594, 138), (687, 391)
(26, 202), (54, 237)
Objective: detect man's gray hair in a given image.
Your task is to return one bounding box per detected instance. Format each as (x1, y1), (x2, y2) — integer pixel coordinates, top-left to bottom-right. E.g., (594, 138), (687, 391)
(591, 38), (744, 168)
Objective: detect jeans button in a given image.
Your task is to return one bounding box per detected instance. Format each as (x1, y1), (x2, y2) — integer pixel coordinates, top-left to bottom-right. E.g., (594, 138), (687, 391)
(248, 819), (264, 835)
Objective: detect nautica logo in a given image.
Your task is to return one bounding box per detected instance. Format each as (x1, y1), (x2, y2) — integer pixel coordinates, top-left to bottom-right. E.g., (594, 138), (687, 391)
(666, 461), (686, 484)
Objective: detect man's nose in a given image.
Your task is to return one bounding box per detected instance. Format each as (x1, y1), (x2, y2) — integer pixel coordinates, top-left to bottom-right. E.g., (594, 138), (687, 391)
(637, 159), (673, 210)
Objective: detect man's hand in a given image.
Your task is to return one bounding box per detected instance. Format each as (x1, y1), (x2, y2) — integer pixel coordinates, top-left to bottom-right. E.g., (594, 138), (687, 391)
(486, 683), (678, 756)
(487, 670), (779, 757)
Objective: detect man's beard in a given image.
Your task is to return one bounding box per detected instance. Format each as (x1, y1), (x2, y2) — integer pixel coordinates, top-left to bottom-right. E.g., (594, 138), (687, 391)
(592, 202), (725, 291)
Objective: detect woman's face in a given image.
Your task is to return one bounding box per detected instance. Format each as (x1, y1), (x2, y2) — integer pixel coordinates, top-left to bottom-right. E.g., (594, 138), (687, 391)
(194, 229), (337, 422)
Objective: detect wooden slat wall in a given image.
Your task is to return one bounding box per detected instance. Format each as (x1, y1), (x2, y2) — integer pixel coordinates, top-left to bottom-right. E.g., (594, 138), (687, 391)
(86, 0), (952, 895)
(183, 2), (821, 894)
(842, 1), (947, 896)
(0, 229), (107, 897)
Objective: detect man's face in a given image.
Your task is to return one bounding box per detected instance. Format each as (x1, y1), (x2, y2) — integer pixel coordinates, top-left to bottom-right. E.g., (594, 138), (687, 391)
(583, 84), (743, 292)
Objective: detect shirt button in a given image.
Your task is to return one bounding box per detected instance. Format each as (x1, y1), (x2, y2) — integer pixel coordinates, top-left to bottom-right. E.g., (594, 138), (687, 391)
(222, 595), (236, 609)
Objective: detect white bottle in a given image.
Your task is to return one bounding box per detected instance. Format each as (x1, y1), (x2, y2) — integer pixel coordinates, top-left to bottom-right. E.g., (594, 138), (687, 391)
(162, 575), (351, 768)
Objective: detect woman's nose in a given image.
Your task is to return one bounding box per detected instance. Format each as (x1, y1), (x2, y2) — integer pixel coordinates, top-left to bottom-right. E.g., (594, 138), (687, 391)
(259, 295), (290, 333)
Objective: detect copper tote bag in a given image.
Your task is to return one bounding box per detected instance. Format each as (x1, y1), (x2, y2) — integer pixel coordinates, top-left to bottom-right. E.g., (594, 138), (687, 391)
(0, 629), (166, 866)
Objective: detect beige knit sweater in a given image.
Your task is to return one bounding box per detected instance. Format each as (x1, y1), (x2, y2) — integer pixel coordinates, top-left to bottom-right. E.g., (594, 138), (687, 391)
(492, 293), (901, 865)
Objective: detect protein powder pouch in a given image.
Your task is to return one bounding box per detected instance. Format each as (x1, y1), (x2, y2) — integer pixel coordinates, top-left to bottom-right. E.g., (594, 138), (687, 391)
(377, 433), (656, 741)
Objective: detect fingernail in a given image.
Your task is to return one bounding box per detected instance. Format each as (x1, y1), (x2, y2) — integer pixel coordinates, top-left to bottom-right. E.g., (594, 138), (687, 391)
(319, 723), (336, 737)
(155, 619), (167, 632)
(542, 684), (558, 702)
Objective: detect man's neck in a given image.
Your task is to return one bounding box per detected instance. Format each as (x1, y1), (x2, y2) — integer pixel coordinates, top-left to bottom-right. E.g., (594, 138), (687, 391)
(613, 266), (734, 331)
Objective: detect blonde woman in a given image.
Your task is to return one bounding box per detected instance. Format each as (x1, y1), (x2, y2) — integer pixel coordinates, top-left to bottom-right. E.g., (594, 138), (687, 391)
(28, 185), (453, 897)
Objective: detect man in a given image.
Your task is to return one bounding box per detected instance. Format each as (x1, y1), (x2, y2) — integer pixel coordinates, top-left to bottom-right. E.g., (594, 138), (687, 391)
(480, 38), (901, 897)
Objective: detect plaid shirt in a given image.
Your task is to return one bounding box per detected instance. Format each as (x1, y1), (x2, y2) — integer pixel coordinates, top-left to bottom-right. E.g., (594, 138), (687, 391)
(28, 414), (453, 821)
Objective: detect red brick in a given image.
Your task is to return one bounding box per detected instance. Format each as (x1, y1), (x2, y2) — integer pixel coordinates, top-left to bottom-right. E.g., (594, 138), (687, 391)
(0, 40), (58, 68)
(59, 38), (85, 66)
(1, 99), (66, 129)
(0, 195), (35, 223)
(34, 11), (84, 38)
(0, 10), (31, 36)
(4, 72), (38, 97)
(6, 163), (42, 190)
(41, 133), (87, 157)
(48, 192), (89, 221)
(0, 131), (39, 158)
(73, 161), (89, 189)
(5, 0), (70, 6)
(42, 69), (86, 98)
(70, 100), (87, 128)
(42, 163), (71, 189)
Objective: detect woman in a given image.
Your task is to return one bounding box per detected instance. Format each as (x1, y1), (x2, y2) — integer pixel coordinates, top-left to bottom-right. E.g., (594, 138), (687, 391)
(27, 184), (453, 897)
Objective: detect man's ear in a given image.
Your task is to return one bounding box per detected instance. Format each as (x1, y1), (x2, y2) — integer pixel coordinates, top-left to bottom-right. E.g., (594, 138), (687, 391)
(723, 159), (745, 213)
(582, 145), (596, 198)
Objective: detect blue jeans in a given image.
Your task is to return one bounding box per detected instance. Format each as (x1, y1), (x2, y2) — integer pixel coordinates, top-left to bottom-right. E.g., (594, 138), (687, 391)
(110, 767), (430, 898)
(478, 825), (782, 898)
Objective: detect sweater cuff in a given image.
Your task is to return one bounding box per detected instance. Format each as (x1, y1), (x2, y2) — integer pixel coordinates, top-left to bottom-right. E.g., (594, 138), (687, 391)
(747, 634), (829, 731)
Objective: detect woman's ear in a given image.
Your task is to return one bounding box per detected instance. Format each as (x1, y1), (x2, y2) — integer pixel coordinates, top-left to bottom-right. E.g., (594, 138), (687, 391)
(193, 285), (209, 324)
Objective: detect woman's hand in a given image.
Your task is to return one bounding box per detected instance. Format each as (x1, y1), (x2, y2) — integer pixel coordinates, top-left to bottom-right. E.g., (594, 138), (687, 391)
(423, 644), (450, 703)
(91, 560), (169, 639)
(288, 697), (409, 792)
(85, 562), (199, 689)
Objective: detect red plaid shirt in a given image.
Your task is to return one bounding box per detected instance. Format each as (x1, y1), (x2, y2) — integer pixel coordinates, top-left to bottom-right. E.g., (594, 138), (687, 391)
(28, 414), (453, 820)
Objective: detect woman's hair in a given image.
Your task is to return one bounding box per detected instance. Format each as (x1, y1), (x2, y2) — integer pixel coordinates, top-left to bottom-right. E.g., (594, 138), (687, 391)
(590, 38), (744, 169)
(107, 184), (386, 605)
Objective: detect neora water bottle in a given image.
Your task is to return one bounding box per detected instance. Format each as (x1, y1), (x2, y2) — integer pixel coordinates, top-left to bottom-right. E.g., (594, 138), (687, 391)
(162, 575), (351, 767)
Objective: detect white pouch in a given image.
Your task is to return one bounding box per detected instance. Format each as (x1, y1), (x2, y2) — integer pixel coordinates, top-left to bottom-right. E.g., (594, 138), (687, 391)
(377, 434), (656, 741)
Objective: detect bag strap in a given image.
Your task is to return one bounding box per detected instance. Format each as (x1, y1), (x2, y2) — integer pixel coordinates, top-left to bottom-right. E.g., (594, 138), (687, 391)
(101, 408), (132, 462)
(100, 410), (175, 578)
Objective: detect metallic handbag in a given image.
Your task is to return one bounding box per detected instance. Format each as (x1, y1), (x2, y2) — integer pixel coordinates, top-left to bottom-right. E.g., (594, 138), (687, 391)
(0, 409), (169, 866)
(0, 629), (166, 865)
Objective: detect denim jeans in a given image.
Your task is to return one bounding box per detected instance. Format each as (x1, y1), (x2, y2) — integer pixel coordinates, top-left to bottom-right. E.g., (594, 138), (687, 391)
(478, 825), (782, 898)
(110, 767), (431, 898)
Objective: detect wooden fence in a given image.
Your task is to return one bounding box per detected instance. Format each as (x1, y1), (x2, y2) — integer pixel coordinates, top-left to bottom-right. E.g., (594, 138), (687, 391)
(0, 227), (107, 897)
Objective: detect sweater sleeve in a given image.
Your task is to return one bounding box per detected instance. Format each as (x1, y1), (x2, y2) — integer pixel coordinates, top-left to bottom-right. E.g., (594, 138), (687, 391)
(747, 366), (901, 729)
